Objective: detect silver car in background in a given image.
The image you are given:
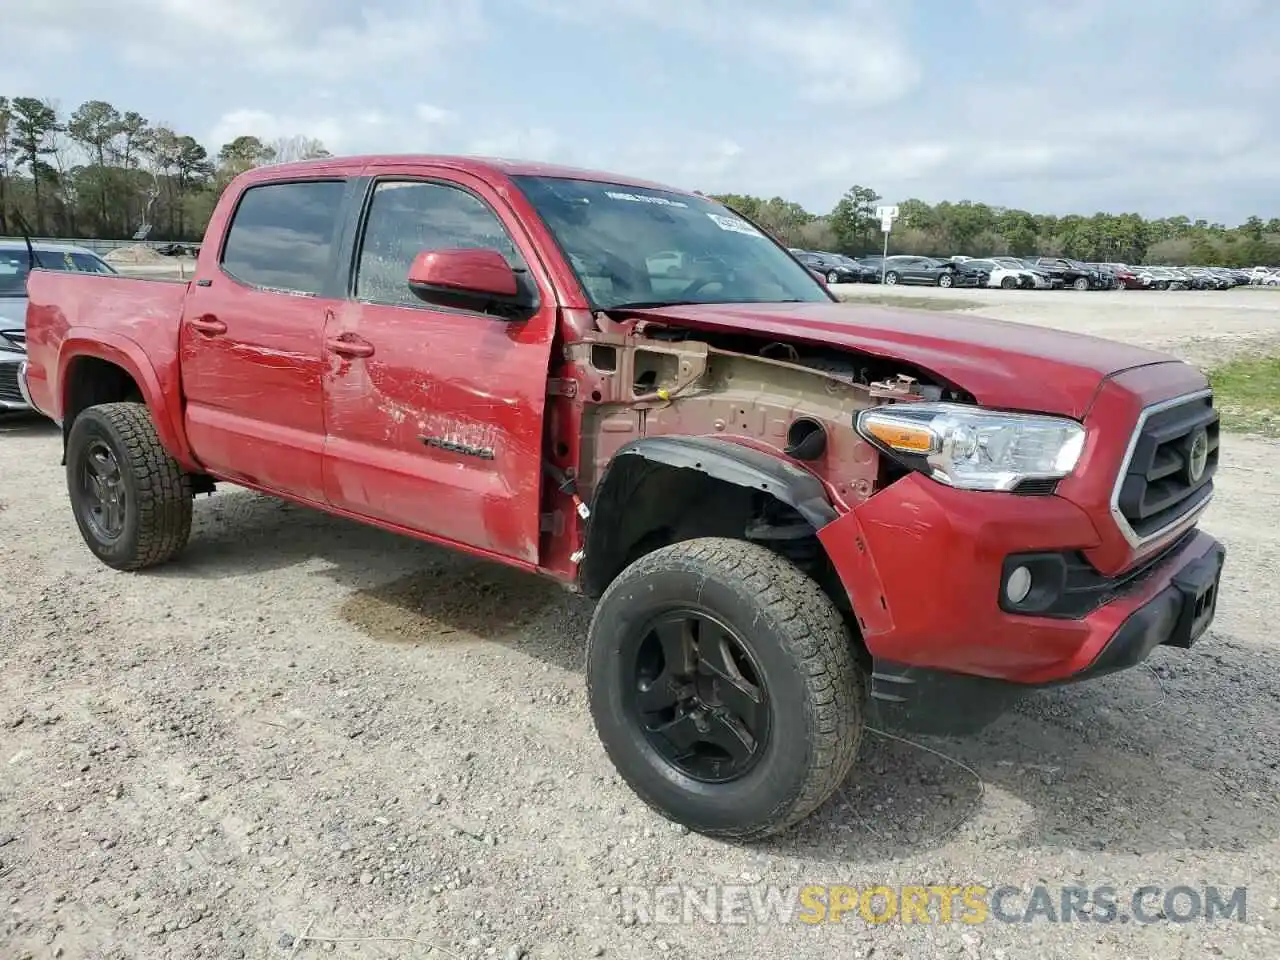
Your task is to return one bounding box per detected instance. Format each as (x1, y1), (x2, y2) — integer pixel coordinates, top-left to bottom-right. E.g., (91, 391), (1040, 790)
(0, 240), (117, 412)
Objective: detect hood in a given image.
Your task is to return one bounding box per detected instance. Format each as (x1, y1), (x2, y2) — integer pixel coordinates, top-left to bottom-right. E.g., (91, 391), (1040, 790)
(613, 301), (1182, 418)
(0, 295), (27, 333)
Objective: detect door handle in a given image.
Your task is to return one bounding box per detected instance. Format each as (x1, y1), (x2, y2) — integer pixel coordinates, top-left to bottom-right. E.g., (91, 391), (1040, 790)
(325, 334), (375, 359)
(187, 315), (227, 335)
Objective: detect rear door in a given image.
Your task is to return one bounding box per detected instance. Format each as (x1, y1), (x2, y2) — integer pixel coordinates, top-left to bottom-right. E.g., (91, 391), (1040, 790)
(320, 171), (559, 564)
(180, 178), (350, 502)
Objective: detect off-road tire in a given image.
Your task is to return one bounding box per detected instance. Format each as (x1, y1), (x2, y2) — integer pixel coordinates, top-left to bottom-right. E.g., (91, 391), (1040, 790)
(66, 402), (193, 570)
(586, 537), (864, 841)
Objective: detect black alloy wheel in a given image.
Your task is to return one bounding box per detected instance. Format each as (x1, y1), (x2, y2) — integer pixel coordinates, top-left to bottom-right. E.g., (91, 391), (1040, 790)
(626, 609), (770, 783)
(79, 438), (128, 542)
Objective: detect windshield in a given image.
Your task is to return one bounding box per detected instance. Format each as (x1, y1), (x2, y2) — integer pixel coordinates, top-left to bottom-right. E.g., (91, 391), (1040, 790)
(509, 175), (830, 310)
(0, 248), (116, 297)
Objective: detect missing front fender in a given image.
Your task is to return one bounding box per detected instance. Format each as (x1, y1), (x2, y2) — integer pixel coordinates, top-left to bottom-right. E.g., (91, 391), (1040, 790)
(578, 436), (838, 597)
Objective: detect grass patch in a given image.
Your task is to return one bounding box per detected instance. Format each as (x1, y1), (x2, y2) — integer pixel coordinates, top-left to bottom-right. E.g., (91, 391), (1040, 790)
(1208, 352), (1280, 437)
(835, 293), (978, 312)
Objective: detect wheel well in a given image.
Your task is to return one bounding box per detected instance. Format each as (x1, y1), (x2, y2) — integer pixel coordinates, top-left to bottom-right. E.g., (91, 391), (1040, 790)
(62, 357), (143, 438)
(579, 457), (865, 660)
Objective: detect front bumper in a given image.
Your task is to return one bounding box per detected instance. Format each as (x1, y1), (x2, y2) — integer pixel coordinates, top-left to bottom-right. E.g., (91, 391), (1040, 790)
(0, 354), (32, 411)
(818, 474), (1224, 734)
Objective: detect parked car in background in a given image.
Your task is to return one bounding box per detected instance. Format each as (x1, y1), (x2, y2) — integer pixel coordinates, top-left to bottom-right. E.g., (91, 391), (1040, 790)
(1022, 257), (1105, 291)
(991, 257), (1055, 288)
(0, 239), (118, 413)
(645, 250), (686, 276)
(1183, 267), (1227, 290)
(880, 255), (985, 288)
(817, 252), (879, 284)
(1142, 267), (1191, 290)
(1100, 263), (1146, 289)
(1084, 264), (1116, 289)
(962, 258), (1033, 289)
(830, 255), (881, 283)
(788, 250), (868, 284)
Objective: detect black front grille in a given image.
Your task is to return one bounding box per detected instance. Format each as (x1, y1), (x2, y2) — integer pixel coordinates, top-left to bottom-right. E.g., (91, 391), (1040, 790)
(0, 364), (23, 403)
(1116, 393), (1218, 540)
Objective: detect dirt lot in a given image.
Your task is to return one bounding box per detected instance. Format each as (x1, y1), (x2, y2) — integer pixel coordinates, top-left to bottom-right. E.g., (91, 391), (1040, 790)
(3, 286), (1280, 960)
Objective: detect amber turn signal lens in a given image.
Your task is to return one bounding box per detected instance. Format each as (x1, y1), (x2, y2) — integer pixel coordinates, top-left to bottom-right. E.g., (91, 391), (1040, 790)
(860, 418), (936, 454)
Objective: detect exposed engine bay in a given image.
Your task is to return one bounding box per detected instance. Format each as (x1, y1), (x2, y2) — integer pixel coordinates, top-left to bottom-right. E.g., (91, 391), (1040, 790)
(562, 314), (976, 513)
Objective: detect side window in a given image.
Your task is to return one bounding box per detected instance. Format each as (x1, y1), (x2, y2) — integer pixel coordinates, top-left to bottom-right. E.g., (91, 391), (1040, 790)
(355, 180), (525, 307)
(220, 180), (346, 294)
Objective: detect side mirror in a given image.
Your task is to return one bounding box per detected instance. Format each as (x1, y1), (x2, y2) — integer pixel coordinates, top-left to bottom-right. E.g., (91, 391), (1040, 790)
(406, 248), (535, 318)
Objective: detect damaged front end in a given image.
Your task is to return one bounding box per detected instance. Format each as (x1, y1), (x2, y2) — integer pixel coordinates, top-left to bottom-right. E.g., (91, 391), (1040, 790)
(539, 306), (970, 607)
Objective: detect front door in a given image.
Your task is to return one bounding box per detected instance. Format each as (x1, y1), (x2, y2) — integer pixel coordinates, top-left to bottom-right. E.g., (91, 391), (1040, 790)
(321, 172), (558, 564)
(180, 178), (348, 503)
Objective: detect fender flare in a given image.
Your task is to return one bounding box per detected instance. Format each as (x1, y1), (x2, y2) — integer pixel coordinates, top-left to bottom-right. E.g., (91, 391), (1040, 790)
(580, 435), (838, 596)
(57, 331), (199, 470)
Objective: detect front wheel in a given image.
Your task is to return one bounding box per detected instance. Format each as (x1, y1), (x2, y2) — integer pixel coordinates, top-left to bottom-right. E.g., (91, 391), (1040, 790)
(586, 538), (864, 840)
(1000, 276), (1019, 289)
(826, 270), (840, 284)
(937, 273), (954, 287)
(1073, 277), (1089, 291)
(66, 402), (193, 571)
(884, 271), (899, 285)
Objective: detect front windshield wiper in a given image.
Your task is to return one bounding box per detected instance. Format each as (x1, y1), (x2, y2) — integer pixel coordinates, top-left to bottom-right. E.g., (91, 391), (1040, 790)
(606, 297), (814, 311)
(604, 300), (705, 310)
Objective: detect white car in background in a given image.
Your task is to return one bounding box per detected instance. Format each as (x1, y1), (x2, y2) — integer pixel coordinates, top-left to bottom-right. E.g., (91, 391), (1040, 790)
(966, 257), (1040, 289)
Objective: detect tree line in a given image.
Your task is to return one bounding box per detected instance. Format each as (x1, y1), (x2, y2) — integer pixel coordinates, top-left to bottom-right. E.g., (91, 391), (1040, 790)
(0, 95), (327, 241)
(2, 95), (1278, 266)
(712, 188), (1280, 268)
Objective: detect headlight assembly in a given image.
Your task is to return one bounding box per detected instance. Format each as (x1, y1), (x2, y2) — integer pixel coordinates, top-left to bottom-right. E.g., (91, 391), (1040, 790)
(855, 402), (1086, 492)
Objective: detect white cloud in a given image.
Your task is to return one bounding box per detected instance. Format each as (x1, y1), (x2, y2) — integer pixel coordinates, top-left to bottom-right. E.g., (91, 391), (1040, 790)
(416, 104), (457, 125)
(466, 127), (563, 161)
(520, 0), (919, 105)
(5, 0), (485, 77)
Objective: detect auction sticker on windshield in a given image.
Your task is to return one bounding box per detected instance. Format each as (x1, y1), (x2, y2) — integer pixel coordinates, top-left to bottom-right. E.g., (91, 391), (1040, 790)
(707, 213), (764, 238)
(605, 191), (688, 208)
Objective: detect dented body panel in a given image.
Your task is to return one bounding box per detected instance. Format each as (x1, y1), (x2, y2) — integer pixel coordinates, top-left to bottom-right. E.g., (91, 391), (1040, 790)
(22, 153), (1224, 717)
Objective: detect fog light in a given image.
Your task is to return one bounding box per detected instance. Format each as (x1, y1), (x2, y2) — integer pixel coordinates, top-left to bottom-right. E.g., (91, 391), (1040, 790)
(1005, 565), (1033, 605)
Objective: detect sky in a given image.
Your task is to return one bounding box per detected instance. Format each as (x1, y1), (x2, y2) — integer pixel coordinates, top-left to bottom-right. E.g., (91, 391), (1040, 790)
(4, 0), (1279, 223)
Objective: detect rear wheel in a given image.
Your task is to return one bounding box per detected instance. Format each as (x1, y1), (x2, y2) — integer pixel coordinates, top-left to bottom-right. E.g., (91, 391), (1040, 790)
(1073, 276), (1089, 291)
(884, 271), (899, 285)
(66, 402), (192, 571)
(586, 537), (864, 840)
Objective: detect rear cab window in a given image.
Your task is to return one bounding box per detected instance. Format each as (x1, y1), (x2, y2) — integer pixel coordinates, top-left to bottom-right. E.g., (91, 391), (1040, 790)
(220, 180), (347, 295)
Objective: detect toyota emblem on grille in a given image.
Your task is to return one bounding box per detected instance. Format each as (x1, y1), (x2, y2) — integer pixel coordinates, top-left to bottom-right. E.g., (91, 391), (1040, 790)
(1187, 428), (1210, 483)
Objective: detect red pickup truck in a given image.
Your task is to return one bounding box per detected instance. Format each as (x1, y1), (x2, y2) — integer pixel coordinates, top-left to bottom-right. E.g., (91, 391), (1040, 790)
(22, 155), (1224, 840)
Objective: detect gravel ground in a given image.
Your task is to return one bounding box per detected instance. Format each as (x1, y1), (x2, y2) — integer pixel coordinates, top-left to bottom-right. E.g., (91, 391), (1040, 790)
(3, 289), (1280, 959)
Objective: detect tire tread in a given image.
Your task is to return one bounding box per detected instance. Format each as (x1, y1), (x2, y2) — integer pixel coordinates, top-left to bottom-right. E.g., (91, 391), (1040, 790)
(587, 536), (863, 841)
(70, 402), (192, 570)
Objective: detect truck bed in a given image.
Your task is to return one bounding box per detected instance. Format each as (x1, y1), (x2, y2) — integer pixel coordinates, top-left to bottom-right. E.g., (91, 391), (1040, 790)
(24, 269), (190, 423)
